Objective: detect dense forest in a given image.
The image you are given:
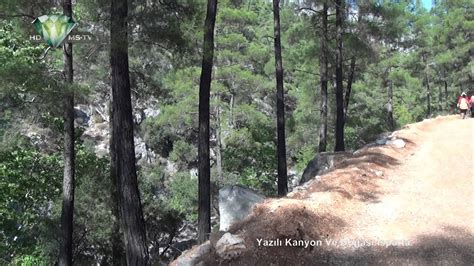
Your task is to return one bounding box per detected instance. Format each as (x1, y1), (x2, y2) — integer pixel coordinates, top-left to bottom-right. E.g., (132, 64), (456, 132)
(0, 0), (472, 264)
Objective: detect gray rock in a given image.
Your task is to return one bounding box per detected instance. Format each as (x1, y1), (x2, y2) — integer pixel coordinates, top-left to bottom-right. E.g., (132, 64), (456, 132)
(74, 107), (90, 126)
(144, 107), (160, 118)
(375, 132), (391, 145)
(387, 139), (406, 148)
(215, 233), (246, 260)
(376, 137), (388, 145)
(175, 241), (211, 266)
(168, 239), (197, 259)
(219, 185), (265, 231)
(301, 152), (353, 184)
(134, 137), (157, 164)
(288, 169), (301, 191)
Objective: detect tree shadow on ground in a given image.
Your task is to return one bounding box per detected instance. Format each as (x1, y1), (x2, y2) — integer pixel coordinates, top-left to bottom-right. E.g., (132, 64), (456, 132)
(324, 225), (474, 265)
(207, 225), (473, 265)
(332, 152), (401, 171)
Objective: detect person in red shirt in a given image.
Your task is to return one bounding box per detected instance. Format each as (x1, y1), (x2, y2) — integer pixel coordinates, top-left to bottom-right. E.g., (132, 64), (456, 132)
(457, 92), (469, 119)
(470, 94), (474, 118)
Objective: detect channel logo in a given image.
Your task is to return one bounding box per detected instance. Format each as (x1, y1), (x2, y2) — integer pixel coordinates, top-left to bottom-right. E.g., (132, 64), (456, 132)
(30, 14), (96, 47)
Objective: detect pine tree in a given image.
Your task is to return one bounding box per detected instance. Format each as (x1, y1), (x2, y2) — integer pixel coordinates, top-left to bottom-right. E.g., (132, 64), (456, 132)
(318, 2), (329, 153)
(198, 0), (218, 244)
(110, 0), (149, 263)
(58, 0), (75, 264)
(334, 0), (345, 151)
(273, 0), (288, 196)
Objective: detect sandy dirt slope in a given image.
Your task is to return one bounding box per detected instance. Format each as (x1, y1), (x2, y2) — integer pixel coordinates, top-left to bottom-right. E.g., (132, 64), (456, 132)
(197, 116), (474, 265)
(340, 116), (474, 265)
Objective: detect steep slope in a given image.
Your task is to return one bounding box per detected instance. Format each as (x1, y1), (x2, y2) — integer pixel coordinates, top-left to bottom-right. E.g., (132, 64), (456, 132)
(177, 115), (474, 265)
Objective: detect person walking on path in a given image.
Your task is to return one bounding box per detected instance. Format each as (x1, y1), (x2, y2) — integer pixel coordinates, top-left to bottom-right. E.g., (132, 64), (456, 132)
(457, 92), (469, 119)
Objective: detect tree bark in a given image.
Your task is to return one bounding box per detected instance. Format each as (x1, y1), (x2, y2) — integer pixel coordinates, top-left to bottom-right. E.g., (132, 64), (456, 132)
(109, 100), (125, 266)
(215, 103), (223, 182)
(343, 6), (364, 126)
(438, 84), (443, 112)
(444, 80), (448, 111)
(58, 1), (75, 265)
(344, 56), (356, 123)
(318, 2), (328, 153)
(387, 80), (394, 131)
(273, 0), (288, 196)
(426, 74), (431, 118)
(198, 0), (217, 244)
(335, 0), (345, 151)
(110, 0), (149, 264)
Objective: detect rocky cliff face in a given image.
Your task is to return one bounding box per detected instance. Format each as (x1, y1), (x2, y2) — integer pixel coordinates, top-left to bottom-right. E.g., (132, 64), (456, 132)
(74, 102), (172, 167)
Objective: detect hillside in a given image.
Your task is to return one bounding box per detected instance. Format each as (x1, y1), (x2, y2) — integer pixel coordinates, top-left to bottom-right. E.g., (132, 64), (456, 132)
(177, 116), (474, 265)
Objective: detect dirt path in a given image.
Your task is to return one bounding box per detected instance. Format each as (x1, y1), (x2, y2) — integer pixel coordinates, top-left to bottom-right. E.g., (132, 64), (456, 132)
(340, 116), (474, 264)
(182, 116), (474, 265)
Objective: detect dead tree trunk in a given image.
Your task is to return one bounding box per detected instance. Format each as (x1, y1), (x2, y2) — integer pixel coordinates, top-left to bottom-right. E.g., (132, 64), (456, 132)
(198, 0), (217, 244)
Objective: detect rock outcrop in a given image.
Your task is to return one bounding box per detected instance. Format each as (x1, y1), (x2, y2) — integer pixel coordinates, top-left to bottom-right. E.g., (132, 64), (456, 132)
(219, 185), (265, 231)
(301, 152), (353, 184)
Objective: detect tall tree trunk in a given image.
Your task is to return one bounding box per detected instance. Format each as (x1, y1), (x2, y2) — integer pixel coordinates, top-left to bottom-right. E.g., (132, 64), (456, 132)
(110, 0), (149, 264)
(444, 80), (448, 111)
(109, 101), (125, 266)
(216, 102), (223, 182)
(335, 0), (345, 151)
(426, 74), (431, 118)
(318, 2), (328, 153)
(230, 94), (235, 127)
(344, 56), (356, 122)
(58, 1), (75, 265)
(214, 63), (223, 182)
(344, 7), (364, 125)
(198, 0), (217, 244)
(273, 0), (288, 196)
(387, 80), (394, 131)
(438, 85), (443, 112)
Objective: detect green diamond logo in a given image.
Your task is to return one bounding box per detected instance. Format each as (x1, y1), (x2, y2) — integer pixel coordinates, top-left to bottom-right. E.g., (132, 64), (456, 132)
(33, 15), (76, 48)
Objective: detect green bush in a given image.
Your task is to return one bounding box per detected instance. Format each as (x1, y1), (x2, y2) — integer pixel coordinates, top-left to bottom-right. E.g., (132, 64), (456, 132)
(167, 172), (198, 222)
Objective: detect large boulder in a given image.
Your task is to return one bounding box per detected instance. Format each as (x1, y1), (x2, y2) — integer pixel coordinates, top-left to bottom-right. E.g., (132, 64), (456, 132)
(301, 152), (353, 184)
(219, 185), (265, 231)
